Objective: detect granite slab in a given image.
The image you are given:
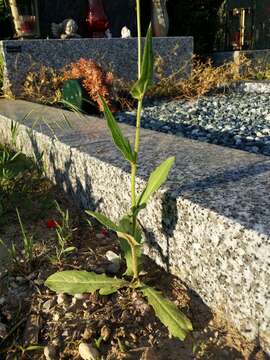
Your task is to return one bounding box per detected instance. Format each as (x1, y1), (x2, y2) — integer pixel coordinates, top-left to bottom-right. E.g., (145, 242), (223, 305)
(0, 37), (193, 98)
(0, 99), (270, 354)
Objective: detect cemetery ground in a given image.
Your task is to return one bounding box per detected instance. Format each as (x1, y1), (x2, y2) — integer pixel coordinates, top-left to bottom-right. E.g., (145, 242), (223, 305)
(0, 144), (267, 360)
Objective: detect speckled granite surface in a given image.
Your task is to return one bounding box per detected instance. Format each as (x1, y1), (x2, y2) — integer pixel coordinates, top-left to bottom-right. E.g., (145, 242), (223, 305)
(0, 100), (270, 354)
(233, 80), (270, 94)
(0, 37), (193, 97)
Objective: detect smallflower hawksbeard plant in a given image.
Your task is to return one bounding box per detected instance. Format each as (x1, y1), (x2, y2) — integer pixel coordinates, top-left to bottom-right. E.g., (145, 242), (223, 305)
(45, 0), (192, 341)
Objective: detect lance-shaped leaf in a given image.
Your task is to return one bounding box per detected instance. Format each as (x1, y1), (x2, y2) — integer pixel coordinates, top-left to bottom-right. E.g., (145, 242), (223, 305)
(137, 157), (175, 208)
(140, 285), (193, 341)
(45, 271), (128, 296)
(86, 210), (119, 232)
(130, 24), (154, 100)
(117, 216), (142, 276)
(100, 96), (135, 163)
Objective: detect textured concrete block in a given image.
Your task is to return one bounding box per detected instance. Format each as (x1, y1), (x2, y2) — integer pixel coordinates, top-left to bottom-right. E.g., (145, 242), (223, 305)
(0, 37), (193, 97)
(0, 100), (270, 354)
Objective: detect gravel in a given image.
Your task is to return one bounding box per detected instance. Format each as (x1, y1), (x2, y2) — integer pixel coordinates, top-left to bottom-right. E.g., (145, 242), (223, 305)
(117, 93), (270, 156)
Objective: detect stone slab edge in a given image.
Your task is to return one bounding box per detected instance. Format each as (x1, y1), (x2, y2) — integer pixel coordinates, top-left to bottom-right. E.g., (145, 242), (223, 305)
(0, 100), (269, 354)
(231, 80), (270, 94)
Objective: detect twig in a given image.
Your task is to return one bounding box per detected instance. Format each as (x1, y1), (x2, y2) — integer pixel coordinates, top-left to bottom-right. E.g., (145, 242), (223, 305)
(0, 312), (30, 345)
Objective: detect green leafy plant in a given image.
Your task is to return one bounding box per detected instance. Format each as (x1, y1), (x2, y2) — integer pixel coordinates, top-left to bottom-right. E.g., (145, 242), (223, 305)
(0, 208), (34, 267)
(16, 208), (34, 262)
(52, 201), (77, 264)
(45, 0), (192, 342)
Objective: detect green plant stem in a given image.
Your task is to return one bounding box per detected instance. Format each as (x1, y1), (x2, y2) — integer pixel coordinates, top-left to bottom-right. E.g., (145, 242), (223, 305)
(131, 99), (143, 209)
(130, 0), (143, 282)
(136, 0), (142, 78)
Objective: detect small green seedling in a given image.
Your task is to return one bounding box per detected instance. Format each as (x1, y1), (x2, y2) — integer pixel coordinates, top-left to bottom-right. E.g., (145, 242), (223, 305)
(17, 208), (34, 263)
(53, 201), (77, 264)
(0, 209), (34, 267)
(46, 0), (192, 343)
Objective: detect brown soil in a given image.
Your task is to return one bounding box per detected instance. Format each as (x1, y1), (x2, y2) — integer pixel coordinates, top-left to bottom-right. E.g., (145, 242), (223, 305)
(0, 174), (268, 360)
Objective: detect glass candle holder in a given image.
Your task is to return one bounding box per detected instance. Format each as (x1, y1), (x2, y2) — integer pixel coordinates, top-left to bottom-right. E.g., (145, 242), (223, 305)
(86, 0), (109, 38)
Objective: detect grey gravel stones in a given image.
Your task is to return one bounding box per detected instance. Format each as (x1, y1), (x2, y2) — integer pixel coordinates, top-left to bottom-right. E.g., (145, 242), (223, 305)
(118, 93), (270, 156)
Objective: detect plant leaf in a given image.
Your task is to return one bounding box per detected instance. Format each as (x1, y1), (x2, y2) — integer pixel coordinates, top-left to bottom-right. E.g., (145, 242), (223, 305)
(62, 246), (77, 254)
(45, 271), (128, 296)
(100, 96), (135, 163)
(117, 216), (142, 276)
(137, 157), (175, 208)
(130, 24), (153, 100)
(140, 285), (193, 340)
(86, 210), (119, 232)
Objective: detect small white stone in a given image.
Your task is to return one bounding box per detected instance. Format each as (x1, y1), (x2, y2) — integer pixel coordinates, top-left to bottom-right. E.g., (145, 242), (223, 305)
(106, 251), (121, 274)
(53, 313), (60, 321)
(79, 342), (100, 360)
(0, 297), (5, 306)
(0, 322), (7, 338)
(57, 293), (68, 305)
(44, 344), (58, 360)
(74, 293), (85, 300)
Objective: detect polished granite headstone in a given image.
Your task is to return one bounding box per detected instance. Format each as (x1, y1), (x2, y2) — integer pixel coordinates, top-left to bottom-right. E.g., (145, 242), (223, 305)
(0, 36), (193, 98)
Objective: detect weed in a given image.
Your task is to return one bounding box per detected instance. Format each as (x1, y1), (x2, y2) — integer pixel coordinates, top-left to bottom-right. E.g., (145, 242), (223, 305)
(46, 0), (193, 343)
(0, 238), (18, 266)
(51, 201), (77, 264)
(16, 208), (34, 262)
(22, 65), (64, 105)
(0, 209), (34, 269)
(10, 120), (20, 147)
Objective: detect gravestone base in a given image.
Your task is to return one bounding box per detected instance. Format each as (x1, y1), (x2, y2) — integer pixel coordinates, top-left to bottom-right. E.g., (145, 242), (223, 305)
(0, 37), (193, 98)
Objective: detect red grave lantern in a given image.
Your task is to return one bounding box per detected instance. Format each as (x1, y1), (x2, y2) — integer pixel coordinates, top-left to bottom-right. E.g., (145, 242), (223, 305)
(86, 0), (109, 38)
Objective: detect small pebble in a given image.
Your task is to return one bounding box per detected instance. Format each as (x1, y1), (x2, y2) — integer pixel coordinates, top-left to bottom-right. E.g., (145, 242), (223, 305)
(44, 344), (58, 360)
(106, 251), (121, 274)
(57, 293), (69, 305)
(79, 342), (100, 360)
(101, 325), (111, 341)
(0, 323), (7, 339)
(82, 328), (94, 341)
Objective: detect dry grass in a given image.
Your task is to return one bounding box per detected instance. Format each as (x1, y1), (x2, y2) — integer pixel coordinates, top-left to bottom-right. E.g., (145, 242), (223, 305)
(146, 55), (244, 100)
(23, 65), (64, 105)
(146, 54), (270, 101)
(21, 55), (270, 111)
(63, 58), (114, 112)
